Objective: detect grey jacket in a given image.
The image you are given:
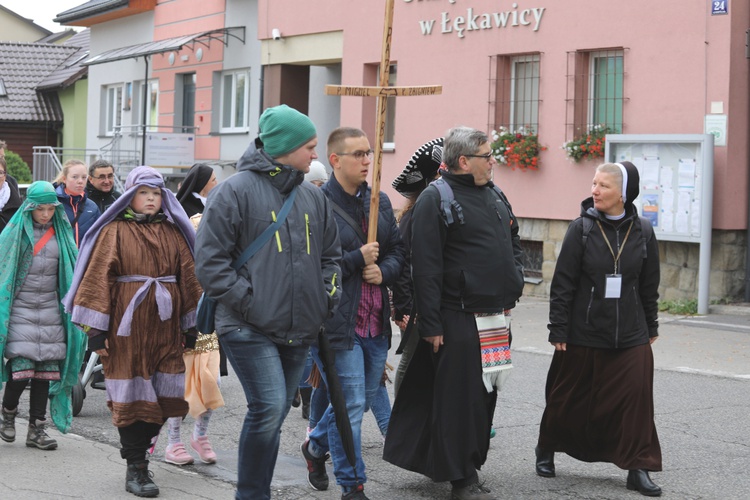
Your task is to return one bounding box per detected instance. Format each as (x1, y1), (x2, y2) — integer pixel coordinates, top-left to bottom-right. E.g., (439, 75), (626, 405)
(6, 222), (67, 362)
(194, 140), (342, 346)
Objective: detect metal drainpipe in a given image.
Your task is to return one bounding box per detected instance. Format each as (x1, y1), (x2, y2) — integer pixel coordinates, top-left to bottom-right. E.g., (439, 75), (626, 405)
(745, 30), (750, 302)
(141, 56), (150, 165)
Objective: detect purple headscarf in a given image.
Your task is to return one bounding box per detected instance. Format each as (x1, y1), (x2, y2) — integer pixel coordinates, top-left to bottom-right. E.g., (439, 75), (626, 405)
(63, 166), (195, 313)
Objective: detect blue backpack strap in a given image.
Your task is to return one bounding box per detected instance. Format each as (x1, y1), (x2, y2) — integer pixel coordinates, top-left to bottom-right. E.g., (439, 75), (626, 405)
(431, 178), (464, 227)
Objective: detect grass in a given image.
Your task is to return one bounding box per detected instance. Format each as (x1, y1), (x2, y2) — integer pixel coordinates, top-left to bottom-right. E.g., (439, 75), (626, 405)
(658, 299), (698, 315)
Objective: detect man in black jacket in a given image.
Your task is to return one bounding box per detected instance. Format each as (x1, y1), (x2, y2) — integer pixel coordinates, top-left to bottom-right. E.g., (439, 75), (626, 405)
(86, 159), (121, 214)
(383, 126), (524, 500)
(301, 127), (404, 500)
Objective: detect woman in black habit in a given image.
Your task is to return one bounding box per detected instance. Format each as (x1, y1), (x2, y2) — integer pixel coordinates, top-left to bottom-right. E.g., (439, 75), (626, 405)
(535, 161), (663, 497)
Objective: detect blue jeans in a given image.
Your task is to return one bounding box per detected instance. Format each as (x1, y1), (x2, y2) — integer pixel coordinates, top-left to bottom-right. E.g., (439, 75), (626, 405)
(369, 383), (391, 436)
(219, 327), (308, 500)
(308, 334), (389, 490)
(309, 385), (329, 429)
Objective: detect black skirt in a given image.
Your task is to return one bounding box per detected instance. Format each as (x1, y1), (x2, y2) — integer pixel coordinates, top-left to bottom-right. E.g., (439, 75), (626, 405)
(383, 308), (497, 482)
(537, 343), (662, 471)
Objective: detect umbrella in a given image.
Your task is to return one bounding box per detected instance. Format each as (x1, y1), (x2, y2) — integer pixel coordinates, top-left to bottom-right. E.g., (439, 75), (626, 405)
(316, 327), (358, 481)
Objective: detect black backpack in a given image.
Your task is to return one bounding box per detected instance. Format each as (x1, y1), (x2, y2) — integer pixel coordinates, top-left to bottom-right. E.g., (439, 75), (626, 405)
(430, 178), (516, 227)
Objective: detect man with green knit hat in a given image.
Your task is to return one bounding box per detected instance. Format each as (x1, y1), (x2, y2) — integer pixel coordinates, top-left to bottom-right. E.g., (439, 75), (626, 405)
(195, 104), (342, 500)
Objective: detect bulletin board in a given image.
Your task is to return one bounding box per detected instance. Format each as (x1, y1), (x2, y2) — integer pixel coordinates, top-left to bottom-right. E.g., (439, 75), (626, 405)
(605, 134), (714, 244)
(605, 134), (714, 314)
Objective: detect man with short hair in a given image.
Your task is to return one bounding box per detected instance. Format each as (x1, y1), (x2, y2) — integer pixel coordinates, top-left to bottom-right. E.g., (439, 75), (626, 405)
(195, 105), (341, 500)
(301, 127), (404, 500)
(86, 159), (121, 213)
(384, 126), (525, 500)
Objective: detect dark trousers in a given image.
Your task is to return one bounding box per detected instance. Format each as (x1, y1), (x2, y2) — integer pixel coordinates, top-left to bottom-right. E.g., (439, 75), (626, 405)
(3, 378), (50, 422)
(118, 421), (163, 464)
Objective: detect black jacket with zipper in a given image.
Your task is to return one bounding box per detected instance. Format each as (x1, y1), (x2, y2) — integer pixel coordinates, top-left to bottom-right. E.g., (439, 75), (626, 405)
(548, 197), (660, 348)
(410, 170), (524, 338)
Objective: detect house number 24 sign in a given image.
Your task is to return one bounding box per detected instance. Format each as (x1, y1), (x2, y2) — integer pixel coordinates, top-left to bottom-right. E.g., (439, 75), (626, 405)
(711, 0), (728, 15)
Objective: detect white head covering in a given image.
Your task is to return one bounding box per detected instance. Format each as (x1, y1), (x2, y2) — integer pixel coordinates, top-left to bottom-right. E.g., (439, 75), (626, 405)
(305, 160), (329, 184)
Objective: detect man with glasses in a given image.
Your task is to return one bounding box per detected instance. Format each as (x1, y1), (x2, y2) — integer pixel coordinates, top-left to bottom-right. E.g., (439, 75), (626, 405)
(301, 127), (404, 500)
(384, 127), (524, 500)
(0, 140), (23, 235)
(86, 159), (121, 214)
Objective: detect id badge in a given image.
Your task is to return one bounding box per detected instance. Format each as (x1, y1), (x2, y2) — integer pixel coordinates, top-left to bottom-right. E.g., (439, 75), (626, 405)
(605, 274), (622, 299)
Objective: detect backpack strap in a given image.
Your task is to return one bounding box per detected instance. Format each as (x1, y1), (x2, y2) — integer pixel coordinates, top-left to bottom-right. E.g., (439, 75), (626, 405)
(581, 216), (595, 249)
(431, 178), (464, 227)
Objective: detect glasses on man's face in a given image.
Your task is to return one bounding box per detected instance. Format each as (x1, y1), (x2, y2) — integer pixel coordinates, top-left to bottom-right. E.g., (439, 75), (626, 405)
(336, 149), (374, 161)
(462, 152), (494, 161)
(92, 174), (115, 181)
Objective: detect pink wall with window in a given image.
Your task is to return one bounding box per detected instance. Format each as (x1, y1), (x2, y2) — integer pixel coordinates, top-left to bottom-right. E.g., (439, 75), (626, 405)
(151, 0), (226, 162)
(260, 0), (749, 230)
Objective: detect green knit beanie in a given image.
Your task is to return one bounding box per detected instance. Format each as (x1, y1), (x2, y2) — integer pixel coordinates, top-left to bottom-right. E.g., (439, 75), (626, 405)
(259, 105), (317, 158)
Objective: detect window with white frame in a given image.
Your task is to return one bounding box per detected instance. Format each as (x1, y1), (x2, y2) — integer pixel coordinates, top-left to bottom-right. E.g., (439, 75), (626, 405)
(137, 80), (159, 133)
(565, 48), (625, 139)
(220, 69), (250, 131)
(489, 53), (541, 132)
(104, 84), (124, 136)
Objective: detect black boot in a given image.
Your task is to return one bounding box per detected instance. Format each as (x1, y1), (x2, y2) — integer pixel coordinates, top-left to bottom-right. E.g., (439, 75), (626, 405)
(535, 445), (555, 477)
(300, 387), (312, 420)
(292, 388), (301, 408)
(126, 460), (159, 497)
(626, 469), (662, 497)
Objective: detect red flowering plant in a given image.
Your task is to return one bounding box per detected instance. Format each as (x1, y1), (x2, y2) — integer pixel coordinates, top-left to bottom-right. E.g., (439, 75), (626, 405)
(563, 124), (615, 162)
(491, 126), (546, 171)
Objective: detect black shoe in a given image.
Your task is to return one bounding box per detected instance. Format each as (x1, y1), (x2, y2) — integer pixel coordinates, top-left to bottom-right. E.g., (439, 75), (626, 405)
(627, 469), (662, 497)
(535, 445), (555, 478)
(300, 439), (329, 491)
(91, 371), (106, 390)
(125, 460), (159, 497)
(292, 388), (301, 408)
(451, 481), (496, 500)
(342, 484), (369, 500)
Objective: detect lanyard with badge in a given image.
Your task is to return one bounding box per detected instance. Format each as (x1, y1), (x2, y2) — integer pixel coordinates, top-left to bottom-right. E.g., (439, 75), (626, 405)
(597, 220), (633, 299)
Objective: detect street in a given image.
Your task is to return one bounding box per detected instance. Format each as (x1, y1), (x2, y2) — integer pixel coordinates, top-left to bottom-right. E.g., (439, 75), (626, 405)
(3, 297), (749, 499)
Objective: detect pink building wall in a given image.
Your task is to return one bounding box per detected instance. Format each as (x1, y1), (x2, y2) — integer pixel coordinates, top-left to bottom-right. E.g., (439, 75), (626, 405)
(260, 0), (750, 230)
(152, 0), (226, 162)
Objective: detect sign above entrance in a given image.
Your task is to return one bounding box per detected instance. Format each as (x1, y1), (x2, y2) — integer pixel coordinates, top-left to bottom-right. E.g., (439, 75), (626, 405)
(404, 1), (546, 38)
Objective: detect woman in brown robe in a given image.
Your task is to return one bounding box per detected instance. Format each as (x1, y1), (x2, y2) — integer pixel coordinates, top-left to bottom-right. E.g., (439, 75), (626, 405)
(65, 166), (202, 498)
(536, 162), (663, 497)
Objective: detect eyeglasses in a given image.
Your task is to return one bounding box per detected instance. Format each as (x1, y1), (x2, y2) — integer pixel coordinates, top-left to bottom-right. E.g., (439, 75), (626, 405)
(92, 174), (115, 181)
(0, 171), (5, 177)
(462, 152), (494, 161)
(336, 149), (374, 161)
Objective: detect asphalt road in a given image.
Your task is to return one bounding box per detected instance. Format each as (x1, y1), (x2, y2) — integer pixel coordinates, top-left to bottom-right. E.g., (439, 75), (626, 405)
(65, 298), (750, 499)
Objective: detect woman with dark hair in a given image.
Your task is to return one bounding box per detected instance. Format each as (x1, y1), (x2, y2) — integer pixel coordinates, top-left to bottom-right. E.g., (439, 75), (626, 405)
(535, 161), (663, 497)
(175, 163), (217, 218)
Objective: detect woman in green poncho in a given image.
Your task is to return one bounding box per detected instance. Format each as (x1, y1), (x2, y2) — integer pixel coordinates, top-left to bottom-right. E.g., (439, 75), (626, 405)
(0, 181), (85, 449)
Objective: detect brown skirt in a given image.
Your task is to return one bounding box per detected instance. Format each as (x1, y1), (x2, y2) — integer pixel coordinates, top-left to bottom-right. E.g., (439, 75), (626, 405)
(537, 343), (662, 471)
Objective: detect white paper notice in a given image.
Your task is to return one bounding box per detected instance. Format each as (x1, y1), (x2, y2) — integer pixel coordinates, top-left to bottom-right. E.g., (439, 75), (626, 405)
(662, 210), (674, 232)
(678, 159), (696, 189)
(662, 189), (675, 211)
(691, 201), (701, 233)
(678, 191), (692, 212)
(660, 166), (674, 188)
(642, 159), (660, 190)
(676, 211), (689, 233)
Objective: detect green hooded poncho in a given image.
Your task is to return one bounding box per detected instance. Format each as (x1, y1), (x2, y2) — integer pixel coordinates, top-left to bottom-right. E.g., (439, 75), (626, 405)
(0, 181), (85, 433)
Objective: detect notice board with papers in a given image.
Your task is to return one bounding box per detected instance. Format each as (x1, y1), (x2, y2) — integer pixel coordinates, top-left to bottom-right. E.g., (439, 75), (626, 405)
(605, 134), (715, 314)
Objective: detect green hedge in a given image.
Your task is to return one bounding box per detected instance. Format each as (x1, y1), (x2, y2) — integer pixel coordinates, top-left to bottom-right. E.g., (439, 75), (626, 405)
(4, 150), (32, 183)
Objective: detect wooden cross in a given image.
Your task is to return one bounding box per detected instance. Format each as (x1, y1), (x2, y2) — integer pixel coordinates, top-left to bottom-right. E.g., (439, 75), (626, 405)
(325, 0), (442, 242)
